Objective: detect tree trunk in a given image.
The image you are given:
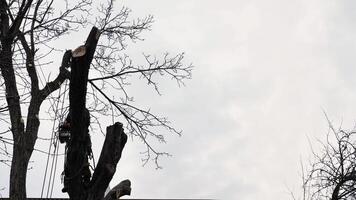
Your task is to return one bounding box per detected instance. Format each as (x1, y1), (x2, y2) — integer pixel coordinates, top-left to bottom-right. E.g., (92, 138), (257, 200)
(0, 37), (28, 200)
(9, 138), (31, 200)
(65, 27), (100, 200)
(65, 26), (130, 200)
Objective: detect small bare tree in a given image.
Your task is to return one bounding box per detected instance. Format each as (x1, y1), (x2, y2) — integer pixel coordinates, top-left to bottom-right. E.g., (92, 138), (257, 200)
(0, 0), (192, 199)
(300, 120), (356, 200)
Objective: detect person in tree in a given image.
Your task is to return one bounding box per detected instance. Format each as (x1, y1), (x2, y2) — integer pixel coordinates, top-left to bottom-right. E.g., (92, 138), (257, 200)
(60, 108), (93, 192)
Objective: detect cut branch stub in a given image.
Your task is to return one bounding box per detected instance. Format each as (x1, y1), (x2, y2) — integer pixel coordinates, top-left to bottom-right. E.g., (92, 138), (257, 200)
(104, 180), (131, 200)
(87, 122), (129, 200)
(72, 45), (86, 57)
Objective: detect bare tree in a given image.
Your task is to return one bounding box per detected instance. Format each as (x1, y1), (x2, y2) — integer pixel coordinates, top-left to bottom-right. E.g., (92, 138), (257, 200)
(0, 0), (192, 199)
(300, 119), (356, 200)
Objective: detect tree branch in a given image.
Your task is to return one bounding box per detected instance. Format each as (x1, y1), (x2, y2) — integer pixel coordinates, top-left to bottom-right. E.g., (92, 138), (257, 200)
(87, 122), (129, 200)
(39, 50), (71, 100)
(18, 33), (39, 93)
(0, 0), (10, 37)
(8, 0), (34, 39)
(103, 179), (131, 200)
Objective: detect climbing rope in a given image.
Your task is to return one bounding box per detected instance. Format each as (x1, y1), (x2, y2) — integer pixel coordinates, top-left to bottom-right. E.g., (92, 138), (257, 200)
(48, 81), (68, 198)
(37, 62), (96, 197)
(40, 79), (68, 198)
(40, 85), (60, 198)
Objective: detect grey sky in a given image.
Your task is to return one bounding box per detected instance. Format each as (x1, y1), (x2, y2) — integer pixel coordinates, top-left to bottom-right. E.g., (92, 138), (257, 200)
(2, 0), (356, 200)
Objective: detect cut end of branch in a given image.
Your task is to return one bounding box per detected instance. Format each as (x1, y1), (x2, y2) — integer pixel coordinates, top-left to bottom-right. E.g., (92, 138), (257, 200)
(104, 179), (131, 200)
(72, 45), (86, 57)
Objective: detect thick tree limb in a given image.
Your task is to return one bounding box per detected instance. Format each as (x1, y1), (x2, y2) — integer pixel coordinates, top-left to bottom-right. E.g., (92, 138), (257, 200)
(104, 180), (131, 200)
(0, 1), (23, 138)
(8, 0), (34, 39)
(87, 122), (129, 200)
(18, 33), (39, 93)
(39, 50), (71, 99)
(331, 172), (356, 200)
(0, 0), (10, 37)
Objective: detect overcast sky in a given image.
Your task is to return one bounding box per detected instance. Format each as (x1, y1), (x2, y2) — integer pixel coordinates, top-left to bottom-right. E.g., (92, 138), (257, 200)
(2, 0), (356, 200)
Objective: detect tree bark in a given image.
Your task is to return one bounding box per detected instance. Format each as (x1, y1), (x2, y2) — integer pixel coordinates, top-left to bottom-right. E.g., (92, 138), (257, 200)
(9, 100), (42, 200)
(103, 180), (131, 200)
(65, 27), (100, 200)
(9, 138), (30, 200)
(0, 26), (26, 200)
(1, 41), (28, 200)
(87, 123), (128, 200)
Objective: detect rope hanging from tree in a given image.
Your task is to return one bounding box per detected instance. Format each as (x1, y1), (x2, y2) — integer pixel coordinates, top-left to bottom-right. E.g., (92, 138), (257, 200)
(40, 80), (68, 198)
